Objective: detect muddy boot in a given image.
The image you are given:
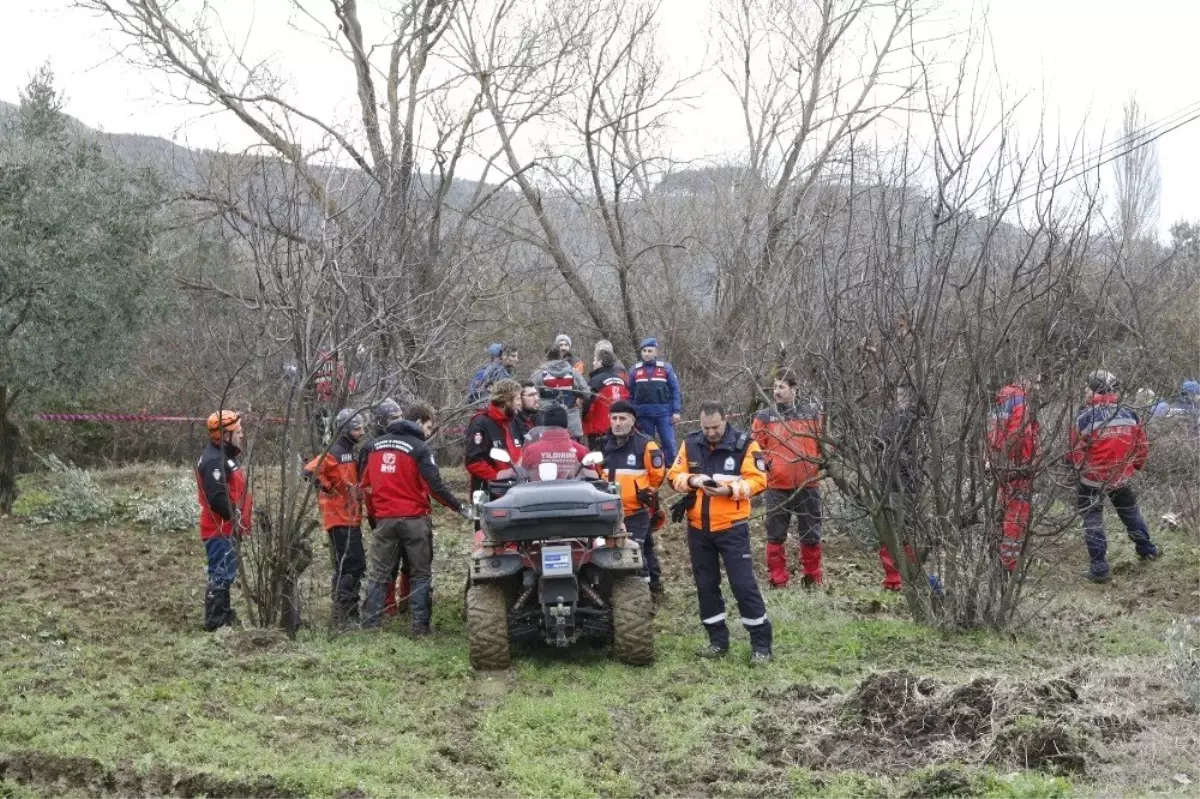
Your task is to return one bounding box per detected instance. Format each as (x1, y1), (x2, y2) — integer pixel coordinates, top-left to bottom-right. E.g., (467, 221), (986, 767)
(204, 588), (236, 632)
(409, 578), (432, 636)
(695, 643), (729, 659)
(203, 588), (222, 632)
(361, 581), (387, 629)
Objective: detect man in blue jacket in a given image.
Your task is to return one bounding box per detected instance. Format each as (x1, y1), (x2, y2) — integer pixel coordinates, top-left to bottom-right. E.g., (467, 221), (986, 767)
(627, 337), (682, 464)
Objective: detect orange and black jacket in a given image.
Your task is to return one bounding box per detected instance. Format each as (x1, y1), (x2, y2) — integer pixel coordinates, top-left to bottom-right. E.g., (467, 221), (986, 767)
(303, 433), (362, 530)
(196, 441), (252, 540)
(752, 400), (825, 490)
(667, 426), (768, 532)
(600, 431), (666, 516)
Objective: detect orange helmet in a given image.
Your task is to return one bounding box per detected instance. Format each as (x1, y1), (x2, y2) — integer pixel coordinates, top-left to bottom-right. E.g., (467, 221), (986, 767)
(206, 410), (242, 441)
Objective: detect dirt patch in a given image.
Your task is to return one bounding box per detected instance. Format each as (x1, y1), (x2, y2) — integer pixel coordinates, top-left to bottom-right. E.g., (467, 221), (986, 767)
(750, 669), (1121, 776)
(0, 749), (306, 798)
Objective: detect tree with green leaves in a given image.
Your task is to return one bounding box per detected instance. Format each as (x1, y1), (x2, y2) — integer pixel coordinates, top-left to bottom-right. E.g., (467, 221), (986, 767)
(0, 64), (163, 513)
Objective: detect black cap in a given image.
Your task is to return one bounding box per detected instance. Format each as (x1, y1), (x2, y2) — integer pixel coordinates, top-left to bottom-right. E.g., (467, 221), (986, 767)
(609, 400), (637, 418)
(540, 403), (570, 429)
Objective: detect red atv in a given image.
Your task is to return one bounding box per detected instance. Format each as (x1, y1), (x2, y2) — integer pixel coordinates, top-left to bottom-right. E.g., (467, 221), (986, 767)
(465, 449), (655, 669)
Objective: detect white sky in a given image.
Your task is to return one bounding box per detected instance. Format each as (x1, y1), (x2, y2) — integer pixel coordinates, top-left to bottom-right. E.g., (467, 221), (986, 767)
(2, 0), (1197, 238)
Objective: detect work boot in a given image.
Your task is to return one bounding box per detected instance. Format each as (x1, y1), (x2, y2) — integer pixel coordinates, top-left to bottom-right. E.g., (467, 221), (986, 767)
(695, 643), (729, 659)
(879, 547), (903, 591)
(1084, 568), (1111, 584)
(361, 581), (387, 629)
(1137, 543), (1161, 561)
(409, 578), (433, 635)
(749, 650), (773, 667)
(411, 621), (432, 637)
(799, 542), (824, 586)
(204, 588), (236, 632)
(800, 574), (821, 590)
(766, 541), (789, 588)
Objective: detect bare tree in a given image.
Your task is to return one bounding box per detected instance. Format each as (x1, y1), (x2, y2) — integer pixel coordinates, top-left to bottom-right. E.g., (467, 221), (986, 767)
(1113, 95), (1161, 243)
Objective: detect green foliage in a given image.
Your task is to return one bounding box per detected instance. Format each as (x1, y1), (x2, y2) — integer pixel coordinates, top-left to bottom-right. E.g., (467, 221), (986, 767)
(1166, 617), (1200, 708)
(0, 64), (163, 406)
(132, 473), (198, 534)
(30, 455), (114, 524)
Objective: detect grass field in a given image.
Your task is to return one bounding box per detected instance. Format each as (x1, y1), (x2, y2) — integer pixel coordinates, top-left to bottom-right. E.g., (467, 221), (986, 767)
(1, 464), (1197, 798)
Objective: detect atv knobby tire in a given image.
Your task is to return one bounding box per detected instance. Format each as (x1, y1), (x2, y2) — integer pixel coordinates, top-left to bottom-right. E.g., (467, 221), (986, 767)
(466, 583), (511, 670)
(610, 576), (654, 665)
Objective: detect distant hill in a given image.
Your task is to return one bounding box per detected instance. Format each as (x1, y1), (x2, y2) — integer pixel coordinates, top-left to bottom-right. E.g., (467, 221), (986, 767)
(0, 99), (488, 207)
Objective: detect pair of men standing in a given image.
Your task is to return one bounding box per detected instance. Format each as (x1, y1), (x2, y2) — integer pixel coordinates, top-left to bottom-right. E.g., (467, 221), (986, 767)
(301, 400), (469, 635)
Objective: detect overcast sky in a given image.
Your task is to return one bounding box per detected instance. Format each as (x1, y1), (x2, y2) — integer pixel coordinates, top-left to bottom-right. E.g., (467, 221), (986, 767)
(2, 0), (1197, 238)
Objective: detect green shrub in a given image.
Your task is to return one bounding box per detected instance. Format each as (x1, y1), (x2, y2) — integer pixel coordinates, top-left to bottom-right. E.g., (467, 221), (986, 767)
(32, 455), (114, 524)
(134, 472), (198, 534)
(1166, 616), (1200, 708)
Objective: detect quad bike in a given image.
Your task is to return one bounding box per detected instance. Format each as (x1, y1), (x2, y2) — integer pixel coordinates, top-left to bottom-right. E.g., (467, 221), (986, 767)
(465, 449), (655, 669)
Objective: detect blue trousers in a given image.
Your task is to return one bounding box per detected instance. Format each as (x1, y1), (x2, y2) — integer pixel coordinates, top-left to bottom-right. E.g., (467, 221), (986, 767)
(1077, 482), (1156, 576)
(624, 510), (661, 588)
(686, 523), (772, 653)
(636, 413), (677, 466)
(205, 536), (239, 590)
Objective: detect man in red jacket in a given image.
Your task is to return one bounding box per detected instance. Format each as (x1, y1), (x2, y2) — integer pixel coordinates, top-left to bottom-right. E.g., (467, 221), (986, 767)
(196, 410), (252, 632)
(986, 378), (1041, 573)
(360, 401), (470, 634)
(464, 379), (523, 494)
(1068, 370), (1160, 582)
(520, 404), (597, 480)
(752, 370), (826, 588)
(582, 349), (631, 448)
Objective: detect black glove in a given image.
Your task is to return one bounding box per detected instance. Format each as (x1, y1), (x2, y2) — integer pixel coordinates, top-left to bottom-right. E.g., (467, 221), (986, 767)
(669, 494), (695, 524)
(636, 488), (657, 508)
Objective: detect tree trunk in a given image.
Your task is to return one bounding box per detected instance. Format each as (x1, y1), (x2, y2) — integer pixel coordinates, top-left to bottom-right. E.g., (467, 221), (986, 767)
(0, 386), (18, 515)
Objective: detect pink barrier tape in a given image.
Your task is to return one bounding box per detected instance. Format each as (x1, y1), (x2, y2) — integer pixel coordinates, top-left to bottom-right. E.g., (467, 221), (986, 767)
(30, 413), (289, 424)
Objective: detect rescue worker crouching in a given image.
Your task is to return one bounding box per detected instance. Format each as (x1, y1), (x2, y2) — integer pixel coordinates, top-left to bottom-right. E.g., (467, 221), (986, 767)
(600, 400), (666, 601)
(361, 402), (471, 634)
(752, 369), (826, 589)
(303, 408), (367, 627)
(196, 410), (252, 632)
(667, 401), (773, 665)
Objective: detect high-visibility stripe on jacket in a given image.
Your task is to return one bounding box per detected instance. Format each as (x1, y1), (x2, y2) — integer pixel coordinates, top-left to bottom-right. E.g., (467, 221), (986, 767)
(986, 384), (1040, 467)
(600, 431), (666, 516)
(666, 426), (767, 532)
(1068, 393), (1148, 488)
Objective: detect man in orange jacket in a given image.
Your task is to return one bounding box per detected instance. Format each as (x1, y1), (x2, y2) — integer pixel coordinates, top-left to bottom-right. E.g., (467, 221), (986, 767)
(196, 410), (252, 631)
(304, 408), (367, 626)
(667, 402), (772, 665)
(599, 400), (666, 598)
(752, 370), (825, 588)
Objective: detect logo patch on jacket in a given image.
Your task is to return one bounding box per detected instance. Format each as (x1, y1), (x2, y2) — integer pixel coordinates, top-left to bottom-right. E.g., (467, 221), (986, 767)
(382, 452), (397, 473)
(724, 456), (735, 471)
(474, 432), (483, 445)
(627, 453), (637, 465)
(650, 451), (663, 469)
(211, 468), (222, 481)
(754, 452), (766, 472)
